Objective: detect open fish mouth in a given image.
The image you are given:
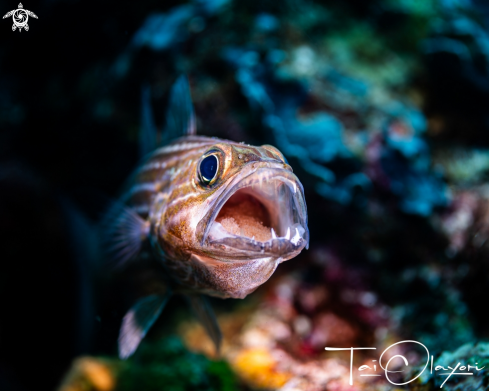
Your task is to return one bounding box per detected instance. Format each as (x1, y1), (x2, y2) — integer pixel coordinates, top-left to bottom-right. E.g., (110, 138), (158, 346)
(204, 167), (309, 259)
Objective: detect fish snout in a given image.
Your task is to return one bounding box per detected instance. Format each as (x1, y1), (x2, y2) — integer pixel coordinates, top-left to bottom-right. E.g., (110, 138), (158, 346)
(201, 166), (309, 260)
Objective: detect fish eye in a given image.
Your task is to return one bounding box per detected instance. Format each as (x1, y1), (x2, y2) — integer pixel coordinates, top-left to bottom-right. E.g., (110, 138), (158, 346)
(199, 154), (219, 185)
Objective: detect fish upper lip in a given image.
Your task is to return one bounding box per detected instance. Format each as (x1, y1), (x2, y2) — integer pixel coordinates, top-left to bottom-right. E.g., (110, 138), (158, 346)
(201, 164), (309, 257)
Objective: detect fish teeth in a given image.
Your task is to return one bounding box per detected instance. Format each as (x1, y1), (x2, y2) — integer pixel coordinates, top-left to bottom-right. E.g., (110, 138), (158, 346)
(271, 228), (277, 239)
(291, 228), (301, 245)
(285, 227), (291, 240)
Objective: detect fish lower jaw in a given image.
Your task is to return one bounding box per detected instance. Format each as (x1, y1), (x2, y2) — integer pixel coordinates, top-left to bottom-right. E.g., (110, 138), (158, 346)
(206, 220), (307, 255)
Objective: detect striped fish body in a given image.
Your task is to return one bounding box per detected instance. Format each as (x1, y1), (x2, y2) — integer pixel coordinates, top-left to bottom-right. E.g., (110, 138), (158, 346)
(122, 135), (308, 299)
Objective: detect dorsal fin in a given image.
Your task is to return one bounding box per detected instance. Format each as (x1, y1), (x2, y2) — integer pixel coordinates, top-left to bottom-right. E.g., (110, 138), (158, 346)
(139, 84), (159, 158)
(161, 75), (196, 144)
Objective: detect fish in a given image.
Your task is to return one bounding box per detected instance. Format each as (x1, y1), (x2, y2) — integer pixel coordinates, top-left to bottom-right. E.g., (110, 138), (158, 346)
(103, 76), (309, 359)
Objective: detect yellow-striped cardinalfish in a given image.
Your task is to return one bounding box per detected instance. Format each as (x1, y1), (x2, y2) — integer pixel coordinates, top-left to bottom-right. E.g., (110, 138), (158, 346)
(103, 76), (309, 358)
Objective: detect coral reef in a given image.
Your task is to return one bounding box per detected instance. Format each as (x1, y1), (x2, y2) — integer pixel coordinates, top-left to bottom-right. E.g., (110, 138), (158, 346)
(179, 250), (395, 390)
(409, 342), (489, 391)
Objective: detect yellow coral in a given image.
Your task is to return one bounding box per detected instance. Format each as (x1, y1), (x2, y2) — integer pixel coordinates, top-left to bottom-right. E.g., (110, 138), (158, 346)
(232, 348), (291, 389)
(58, 357), (115, 391)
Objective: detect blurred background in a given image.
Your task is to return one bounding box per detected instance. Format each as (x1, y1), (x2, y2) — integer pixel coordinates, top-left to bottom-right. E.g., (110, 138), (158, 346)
(3, 0), (489, 390)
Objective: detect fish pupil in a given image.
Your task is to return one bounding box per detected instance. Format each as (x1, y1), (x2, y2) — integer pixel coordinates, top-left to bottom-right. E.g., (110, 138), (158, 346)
(200, 155), (218, 183)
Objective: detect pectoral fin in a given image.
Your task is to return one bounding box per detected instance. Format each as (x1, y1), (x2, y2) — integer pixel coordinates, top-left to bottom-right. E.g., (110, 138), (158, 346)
(186, 294), (222, 355)
(119, 293), (171, 359)
(100, 201), (149, 268)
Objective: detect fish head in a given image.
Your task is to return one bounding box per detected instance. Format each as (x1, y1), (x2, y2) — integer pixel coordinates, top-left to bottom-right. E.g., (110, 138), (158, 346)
(155, 139), (309, 297)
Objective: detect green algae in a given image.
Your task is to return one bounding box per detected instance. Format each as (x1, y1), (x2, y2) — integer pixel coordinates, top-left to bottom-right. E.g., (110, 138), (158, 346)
(116, 337), (238, 391)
